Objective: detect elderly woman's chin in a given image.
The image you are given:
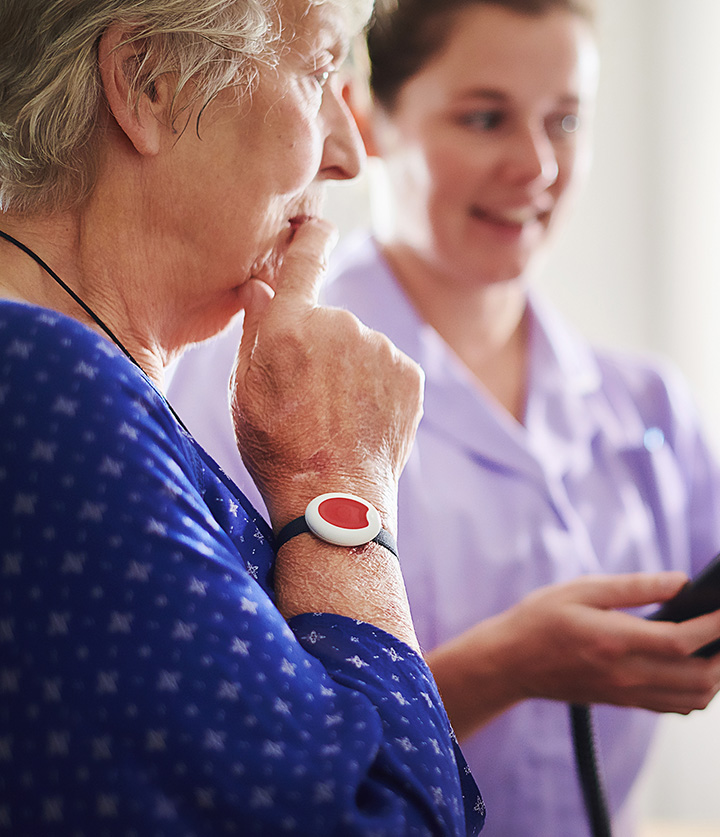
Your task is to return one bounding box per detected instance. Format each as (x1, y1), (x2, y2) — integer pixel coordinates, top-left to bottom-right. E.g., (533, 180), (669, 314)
(182, 285), (258, 345)
(178, 220), (297, 348)
(249, 222), (297, 290)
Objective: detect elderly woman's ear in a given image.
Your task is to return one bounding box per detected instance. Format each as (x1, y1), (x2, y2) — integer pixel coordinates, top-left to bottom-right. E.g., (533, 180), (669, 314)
(98, 24), (171, 157)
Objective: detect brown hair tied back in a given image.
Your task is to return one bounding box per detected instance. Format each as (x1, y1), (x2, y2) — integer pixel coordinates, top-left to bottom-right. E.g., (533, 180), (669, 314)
(367, 0), (596, 109)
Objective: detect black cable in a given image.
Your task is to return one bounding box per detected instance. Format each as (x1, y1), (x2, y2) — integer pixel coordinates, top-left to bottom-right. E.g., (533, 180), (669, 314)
(570, 703), (613, 837)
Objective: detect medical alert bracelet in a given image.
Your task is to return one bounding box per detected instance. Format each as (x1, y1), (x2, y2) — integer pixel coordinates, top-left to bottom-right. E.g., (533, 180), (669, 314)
(276, 492), (399, 559)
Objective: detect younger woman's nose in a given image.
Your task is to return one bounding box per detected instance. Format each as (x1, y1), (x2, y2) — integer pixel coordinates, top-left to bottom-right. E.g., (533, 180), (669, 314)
(504, 125), (559, 190)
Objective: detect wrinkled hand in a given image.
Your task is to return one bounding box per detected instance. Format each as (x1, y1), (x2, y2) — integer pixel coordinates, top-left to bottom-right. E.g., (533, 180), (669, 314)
(430, 572), (720, 738)
(230, 219), (424, 533)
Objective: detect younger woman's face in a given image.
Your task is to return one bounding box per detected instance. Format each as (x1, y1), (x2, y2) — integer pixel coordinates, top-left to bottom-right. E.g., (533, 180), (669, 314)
(371, 4), (599, 288)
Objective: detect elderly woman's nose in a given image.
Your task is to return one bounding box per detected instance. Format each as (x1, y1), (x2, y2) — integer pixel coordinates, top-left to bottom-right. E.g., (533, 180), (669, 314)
(318, 90), (365, 181)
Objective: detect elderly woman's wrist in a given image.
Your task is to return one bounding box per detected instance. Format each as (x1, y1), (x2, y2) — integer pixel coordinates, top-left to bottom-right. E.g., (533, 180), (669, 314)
(265, 474), (399, 537)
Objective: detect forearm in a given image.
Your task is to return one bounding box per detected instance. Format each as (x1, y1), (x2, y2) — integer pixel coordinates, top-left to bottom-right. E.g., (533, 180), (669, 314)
(275, 535), (420, 653)
(425, 612), (524, 739)
(229, 219), (425, 654)
(428, 573), (720, 740)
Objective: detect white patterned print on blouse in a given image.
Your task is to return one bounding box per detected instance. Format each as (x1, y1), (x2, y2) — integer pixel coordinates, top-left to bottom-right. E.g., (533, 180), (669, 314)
(0, 301), (484, 836)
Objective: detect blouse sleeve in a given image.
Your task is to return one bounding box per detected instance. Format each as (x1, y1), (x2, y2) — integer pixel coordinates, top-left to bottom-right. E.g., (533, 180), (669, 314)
(0, 304), (484, 836)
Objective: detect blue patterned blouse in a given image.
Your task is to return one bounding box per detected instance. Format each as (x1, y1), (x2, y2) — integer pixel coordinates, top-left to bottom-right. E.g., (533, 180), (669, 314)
(0, 301), (484, 836)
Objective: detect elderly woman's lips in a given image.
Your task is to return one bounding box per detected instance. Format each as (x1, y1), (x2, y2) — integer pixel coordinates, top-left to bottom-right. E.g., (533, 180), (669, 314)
(289, 214), (311, 229)
(287, 214), (313, 242)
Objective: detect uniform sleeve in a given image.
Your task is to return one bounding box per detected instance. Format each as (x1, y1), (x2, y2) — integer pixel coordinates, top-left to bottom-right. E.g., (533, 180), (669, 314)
(665, 368), (720, 576)
(631, 357), (720, 576)
(0, 306), (484, 836)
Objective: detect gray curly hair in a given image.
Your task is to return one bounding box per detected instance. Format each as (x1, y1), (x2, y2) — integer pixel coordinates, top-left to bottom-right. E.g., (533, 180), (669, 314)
(0, 0), (372, 215)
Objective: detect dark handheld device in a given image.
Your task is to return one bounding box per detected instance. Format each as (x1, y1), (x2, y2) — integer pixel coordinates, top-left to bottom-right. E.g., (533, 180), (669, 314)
(647, 552), (720, 658)
(572, 553), (720, 837)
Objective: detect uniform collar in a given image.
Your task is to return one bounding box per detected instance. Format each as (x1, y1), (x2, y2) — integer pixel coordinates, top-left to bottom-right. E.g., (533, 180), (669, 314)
(324, 234), (648, 482)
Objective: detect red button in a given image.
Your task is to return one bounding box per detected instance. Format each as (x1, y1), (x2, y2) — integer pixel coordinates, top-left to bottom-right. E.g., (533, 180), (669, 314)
(317, 496), (369, 530)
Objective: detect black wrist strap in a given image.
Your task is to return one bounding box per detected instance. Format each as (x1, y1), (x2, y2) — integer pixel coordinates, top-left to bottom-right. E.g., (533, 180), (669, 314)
(276, 515), (399, 559)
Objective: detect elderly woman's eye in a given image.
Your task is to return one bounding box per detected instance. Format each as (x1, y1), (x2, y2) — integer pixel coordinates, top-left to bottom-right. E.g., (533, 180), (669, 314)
(314, 69), (332, 89)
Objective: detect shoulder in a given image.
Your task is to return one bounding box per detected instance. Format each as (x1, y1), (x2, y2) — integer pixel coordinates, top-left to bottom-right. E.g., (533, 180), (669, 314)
(0, 300), (273, 577)
(0, 300), (180, 434)
(0, 301), (197, 497)
(2, 298), (119, 358)
(561, 335), (712, 467)
(532, 296), (699, 433)
(595, 344), (699, 430)
(1, 300), (143, 401)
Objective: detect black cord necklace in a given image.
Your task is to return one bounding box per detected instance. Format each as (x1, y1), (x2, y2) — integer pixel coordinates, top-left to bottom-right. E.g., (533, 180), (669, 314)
(0, 227), (191, 433)
(0, 228), (139, 364)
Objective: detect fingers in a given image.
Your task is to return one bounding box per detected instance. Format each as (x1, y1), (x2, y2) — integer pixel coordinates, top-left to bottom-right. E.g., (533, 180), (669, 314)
(234, 217), (336, 374)
(675, 607), (720, 656)
(611, 653), (720, 714)
(546, 572), (720, 660)
(488, 577), (720, 714)
(580, 602), (718, 661)
(560, 616), (720, 711)
(272, 218), (338, 309)
(234, 278), (275, 375)
(563, 571), (689, 610)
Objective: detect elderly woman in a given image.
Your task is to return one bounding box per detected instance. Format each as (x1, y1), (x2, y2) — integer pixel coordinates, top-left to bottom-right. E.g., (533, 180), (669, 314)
(0, 0), (485, 834)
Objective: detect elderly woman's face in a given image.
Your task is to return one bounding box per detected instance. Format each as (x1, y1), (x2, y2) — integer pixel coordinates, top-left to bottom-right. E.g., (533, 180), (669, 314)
(156, 0), (364, 340)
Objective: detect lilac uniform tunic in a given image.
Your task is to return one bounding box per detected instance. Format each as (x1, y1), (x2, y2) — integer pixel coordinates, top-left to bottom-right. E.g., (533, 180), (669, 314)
(168, 234), (720, 836)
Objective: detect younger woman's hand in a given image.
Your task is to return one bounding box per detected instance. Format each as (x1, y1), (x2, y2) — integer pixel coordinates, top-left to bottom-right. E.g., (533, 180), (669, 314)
(428, 572), (720, 739)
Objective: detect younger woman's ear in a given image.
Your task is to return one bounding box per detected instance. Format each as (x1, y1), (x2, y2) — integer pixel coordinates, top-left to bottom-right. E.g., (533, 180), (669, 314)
(97, 24), (170, 156)
(342, 80), (380, 158)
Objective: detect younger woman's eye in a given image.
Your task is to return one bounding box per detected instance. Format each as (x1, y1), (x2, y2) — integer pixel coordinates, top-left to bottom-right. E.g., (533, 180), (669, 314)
(458, 110), (505, 131)
(550, 113), (581, 136)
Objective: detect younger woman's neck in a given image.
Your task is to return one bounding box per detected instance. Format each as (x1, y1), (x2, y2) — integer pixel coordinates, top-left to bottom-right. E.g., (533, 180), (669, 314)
(381, 243), (531, 422)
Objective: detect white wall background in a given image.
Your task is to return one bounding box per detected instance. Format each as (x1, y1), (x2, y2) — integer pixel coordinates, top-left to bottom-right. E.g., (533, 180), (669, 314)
(325, 0), (720, 829)
(591, 1), (720, 831)
(568, 2), (720, 827)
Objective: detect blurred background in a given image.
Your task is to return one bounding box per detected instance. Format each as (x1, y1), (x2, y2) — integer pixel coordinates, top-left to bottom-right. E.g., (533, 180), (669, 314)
(324, 0), (720, 833)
